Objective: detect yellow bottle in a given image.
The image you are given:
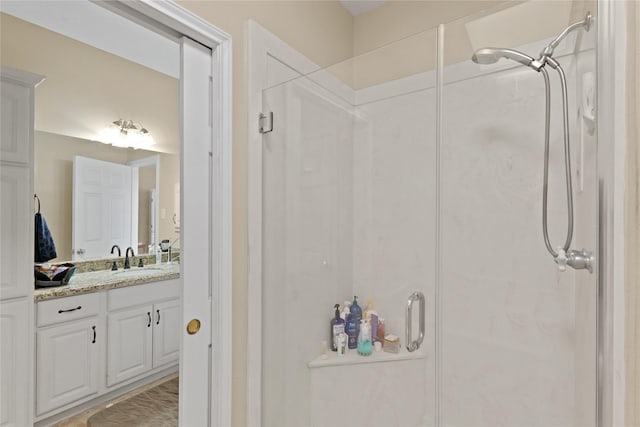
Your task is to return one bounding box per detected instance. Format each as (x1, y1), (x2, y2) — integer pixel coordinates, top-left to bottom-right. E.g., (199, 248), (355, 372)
(364, 299), (374, 321)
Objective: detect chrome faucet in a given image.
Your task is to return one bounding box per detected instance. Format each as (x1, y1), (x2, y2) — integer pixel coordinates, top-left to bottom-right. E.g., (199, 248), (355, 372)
(165, 236), (180, 264)
(110, 245), (121, 270)
(124, 247), (135, 269)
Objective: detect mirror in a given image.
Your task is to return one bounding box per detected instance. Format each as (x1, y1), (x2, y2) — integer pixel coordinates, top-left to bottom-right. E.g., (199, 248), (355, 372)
(1, 12), (180, 262)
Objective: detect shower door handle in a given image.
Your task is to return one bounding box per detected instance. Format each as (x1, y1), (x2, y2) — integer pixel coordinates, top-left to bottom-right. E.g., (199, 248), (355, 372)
(406, 291), (425, 352)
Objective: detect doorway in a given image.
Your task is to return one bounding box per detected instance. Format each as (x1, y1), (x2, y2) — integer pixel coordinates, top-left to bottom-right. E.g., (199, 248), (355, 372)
(0, 2), (231, 426)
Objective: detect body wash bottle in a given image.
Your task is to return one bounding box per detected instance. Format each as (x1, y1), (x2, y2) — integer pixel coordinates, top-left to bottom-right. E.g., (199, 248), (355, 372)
(330, 304), (345, 351)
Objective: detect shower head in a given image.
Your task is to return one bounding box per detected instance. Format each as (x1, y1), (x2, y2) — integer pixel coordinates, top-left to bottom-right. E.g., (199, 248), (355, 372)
(471, 47), (536, 68)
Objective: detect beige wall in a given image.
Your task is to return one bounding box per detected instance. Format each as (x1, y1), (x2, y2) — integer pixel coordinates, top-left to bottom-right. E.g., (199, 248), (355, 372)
(627, 1), (640, 425)
(34, 131), (179, 262)
(353, 0), (509, 55)
(174, 3), (353, 425)
(349, 1), (596, 90)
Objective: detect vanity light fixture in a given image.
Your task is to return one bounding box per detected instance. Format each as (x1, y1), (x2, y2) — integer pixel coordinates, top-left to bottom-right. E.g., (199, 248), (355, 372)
(103, 119), (155, 149)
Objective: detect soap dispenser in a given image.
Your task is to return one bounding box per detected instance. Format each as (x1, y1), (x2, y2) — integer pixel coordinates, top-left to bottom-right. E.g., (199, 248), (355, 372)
(330, 304), (345, 351)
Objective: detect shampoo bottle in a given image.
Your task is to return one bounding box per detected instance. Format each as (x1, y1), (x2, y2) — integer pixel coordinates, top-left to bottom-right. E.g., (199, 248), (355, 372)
(346, 312), (358, 350)
(330, 304), (345, 351)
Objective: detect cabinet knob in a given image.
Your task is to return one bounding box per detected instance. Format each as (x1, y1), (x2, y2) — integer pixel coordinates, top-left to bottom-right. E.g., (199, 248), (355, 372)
(186, 319), (201, 335)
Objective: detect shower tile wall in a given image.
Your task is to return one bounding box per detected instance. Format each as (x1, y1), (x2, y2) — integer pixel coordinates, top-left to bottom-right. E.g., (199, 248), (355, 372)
(441, 63), (576, 426)
(439, 36), (597, 425)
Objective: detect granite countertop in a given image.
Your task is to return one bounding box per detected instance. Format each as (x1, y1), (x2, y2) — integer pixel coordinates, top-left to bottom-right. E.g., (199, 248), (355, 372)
(34, 263), (180, 302)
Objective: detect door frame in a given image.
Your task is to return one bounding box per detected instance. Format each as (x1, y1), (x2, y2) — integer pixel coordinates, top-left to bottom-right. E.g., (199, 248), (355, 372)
(246, 21), (351, 425)
(12, 1), (232, 425)
(118, 3), (233, 426)
(127, 154), (160, 252)
(596, 1), (628, 426)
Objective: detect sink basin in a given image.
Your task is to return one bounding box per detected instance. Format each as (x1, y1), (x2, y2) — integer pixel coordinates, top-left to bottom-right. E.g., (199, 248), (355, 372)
(111, 267), (166, 278)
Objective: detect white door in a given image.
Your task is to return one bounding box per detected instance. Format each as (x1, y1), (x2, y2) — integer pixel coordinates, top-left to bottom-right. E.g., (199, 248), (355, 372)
(153, 299), (181, 367)
(106, 306), (153, 387)
(179, 36), (212, 427)
(72, 156), (138, 260)
(36, 317), (100, 415)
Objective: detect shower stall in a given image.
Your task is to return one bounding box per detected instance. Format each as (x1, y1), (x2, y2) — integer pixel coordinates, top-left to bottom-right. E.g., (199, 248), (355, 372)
(252, 1), (602, 425)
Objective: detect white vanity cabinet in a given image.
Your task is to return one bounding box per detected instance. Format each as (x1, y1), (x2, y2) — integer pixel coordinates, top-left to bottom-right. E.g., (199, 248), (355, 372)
(1, 299), (31, 426)
(1, 66), (44, 427)
(106, 280), (180, 387)
(35, 293), (101, 416)
(107, 305), (154, 386)
(152, 298), (181, 367)
(36, 319), (100, 415)
(34, 279), (180, 422)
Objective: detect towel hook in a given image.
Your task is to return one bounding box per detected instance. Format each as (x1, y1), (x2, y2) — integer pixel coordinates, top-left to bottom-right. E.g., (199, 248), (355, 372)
(34, 194), (40, 213)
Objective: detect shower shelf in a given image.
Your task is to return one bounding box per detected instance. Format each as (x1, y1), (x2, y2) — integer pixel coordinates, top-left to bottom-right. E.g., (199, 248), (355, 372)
(308, 347), (426, 369)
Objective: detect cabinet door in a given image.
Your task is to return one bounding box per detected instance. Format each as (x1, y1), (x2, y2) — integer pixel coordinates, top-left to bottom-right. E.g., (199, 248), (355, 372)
(36, 317), (99, 415)
(1, 299), (31, 426)
(153, 299), (181, 367)
(0, 79), (31, 164)
(0, 165), (31, 300)
(107, 305), (153, 386)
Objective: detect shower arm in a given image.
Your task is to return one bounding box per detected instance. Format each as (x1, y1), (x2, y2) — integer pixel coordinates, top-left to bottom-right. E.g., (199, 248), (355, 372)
(539, 12), (592, 61)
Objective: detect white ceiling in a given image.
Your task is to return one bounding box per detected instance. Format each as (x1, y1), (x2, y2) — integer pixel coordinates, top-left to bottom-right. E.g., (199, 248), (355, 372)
(340, 1), (387, 16)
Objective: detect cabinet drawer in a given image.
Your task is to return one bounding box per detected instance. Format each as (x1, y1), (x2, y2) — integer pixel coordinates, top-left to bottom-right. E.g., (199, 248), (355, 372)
(37, 293), (100, 327)
(108, 279), (180, 311)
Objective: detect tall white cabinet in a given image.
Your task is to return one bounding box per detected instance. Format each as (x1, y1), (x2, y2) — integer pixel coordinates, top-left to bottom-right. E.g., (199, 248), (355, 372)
(0, 66), (44, 427)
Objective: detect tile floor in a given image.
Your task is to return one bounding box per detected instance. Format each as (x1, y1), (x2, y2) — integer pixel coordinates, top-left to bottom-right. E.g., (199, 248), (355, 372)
(53, 374), (178, 427)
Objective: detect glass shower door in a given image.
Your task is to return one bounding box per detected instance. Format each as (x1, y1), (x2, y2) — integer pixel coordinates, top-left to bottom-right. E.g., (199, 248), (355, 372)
(259, 28), (439, 427)
(439, 2), (598, 425)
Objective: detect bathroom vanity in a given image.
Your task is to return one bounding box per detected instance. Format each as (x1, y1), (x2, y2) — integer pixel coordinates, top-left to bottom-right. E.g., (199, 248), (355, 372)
(33, 264), (181, 422)
(1, 65), (183, 426)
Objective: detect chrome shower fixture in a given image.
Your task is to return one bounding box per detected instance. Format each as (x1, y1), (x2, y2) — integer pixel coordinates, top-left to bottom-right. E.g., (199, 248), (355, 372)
(470, 12), (593, 70)
(471, 48), (535, 68)
(470, 12), (594, 273)
(540, 12), (593, 61)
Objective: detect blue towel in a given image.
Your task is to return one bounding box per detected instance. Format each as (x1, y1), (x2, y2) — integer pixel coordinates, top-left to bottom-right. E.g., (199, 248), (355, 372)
(35, 212), (57, 262)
